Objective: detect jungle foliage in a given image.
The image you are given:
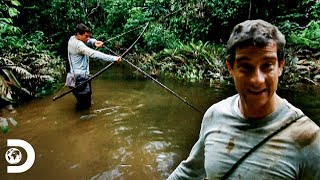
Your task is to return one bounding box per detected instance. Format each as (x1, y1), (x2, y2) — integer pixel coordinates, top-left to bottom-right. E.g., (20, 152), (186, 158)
(1, 0), (65, 106)
(8, 0), (320, 53)
(1, 0), (320, 106)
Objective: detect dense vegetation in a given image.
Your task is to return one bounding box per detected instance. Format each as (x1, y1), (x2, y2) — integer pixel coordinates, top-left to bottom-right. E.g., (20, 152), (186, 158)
(1, 0), (320, 107)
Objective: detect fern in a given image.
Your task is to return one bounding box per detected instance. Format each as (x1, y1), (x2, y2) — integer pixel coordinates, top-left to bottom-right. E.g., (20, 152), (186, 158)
(150, 41), (226, 82)
(289, 21), (320, 50)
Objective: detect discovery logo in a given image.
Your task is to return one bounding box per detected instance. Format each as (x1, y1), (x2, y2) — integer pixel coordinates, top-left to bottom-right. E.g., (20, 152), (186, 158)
(5, 139), (35, 173)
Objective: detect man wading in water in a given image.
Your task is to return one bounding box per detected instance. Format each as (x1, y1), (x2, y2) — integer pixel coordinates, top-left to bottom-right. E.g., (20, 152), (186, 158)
(67, 23), (121, 109)
(167, 19), (320, 179)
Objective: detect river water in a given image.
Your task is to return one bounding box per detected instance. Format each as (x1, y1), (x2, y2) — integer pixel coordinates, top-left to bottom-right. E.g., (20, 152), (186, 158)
(1, 65), (319, 180)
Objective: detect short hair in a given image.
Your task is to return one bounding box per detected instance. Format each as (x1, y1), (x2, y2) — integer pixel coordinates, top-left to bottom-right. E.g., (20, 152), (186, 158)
(226, 19), (286, 66)
(76, 23), (91, 35)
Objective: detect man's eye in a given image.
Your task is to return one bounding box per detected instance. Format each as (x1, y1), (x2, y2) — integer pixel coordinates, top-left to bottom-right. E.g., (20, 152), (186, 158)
(238, 64), (252, 71)
(262, 63), (274, 70)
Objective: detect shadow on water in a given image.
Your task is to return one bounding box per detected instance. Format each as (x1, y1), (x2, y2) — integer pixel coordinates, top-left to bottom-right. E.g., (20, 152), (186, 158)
(0, 64), (319, 179)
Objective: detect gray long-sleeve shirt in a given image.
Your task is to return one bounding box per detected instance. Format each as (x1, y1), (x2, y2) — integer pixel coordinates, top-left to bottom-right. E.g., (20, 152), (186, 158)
(167, 94), (320, 180)
(68, 35), (118, 75)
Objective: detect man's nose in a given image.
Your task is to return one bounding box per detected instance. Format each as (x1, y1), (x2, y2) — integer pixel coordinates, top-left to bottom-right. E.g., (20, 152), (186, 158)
(250, 68), (265, 84)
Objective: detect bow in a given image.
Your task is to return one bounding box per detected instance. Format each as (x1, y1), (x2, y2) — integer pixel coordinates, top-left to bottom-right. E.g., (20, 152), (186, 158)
(52, 22), (149, 101)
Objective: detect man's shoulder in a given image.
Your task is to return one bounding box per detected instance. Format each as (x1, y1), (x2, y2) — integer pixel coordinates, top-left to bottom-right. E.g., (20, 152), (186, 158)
(206, 94), (238, 111)
(288, 115), (320, 149)
(68, 36), (78, 46)
(68, 35), (76, 41)
(287, 116), (320, 179)
(68, 36), (87, 51)
(203, 94), (238, 119)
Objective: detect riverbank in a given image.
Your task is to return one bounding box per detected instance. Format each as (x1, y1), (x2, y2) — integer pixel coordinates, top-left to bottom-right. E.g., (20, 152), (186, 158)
(130, 44), (320, 87)
(1, 43), (319, 108)
(0, 51), (65, 107)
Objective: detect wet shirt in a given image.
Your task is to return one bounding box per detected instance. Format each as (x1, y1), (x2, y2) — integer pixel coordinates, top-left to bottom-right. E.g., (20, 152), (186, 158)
(68, 35), (118, 75)
(167, 94), (320, 180)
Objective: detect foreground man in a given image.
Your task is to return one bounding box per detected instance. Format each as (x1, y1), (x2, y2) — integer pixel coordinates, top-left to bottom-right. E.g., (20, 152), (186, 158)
(167, 20), (320, 179)
(67, 23), (121, 109)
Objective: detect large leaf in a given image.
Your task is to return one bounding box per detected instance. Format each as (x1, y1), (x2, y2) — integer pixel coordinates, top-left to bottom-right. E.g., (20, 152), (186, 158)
(0, 75), (13, 102)
(2, 69), (21, 88)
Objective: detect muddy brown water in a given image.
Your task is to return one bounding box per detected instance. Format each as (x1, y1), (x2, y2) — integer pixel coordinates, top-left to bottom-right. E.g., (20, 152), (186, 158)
(1, 66), (319, 180)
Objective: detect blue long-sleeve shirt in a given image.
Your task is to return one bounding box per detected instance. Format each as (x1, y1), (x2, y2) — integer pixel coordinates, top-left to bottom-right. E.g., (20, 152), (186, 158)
(68, 35), (118, 75)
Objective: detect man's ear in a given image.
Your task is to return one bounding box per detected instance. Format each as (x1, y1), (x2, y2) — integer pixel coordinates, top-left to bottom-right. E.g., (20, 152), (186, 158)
(226, 60), (233, 76)
(279, 59), (285, 76)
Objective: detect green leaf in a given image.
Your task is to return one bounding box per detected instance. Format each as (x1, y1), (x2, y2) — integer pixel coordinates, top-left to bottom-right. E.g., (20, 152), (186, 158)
(8, 8), (19, 17)
(0, 18), (13, 24)
(11, 0), (21, 6)
(0, 117), (9, 134)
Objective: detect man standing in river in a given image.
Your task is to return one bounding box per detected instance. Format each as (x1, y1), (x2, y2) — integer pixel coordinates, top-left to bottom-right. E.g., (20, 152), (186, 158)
(67, 23), (121, 109)
(167, 19), (320, 179)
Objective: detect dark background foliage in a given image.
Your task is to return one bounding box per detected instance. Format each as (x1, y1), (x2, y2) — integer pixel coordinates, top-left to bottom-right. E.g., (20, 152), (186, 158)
(7, 0), (320, 53)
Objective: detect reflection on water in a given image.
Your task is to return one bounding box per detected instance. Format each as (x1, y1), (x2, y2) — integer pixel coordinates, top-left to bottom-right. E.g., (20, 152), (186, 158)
(0, 66), (319, 180)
